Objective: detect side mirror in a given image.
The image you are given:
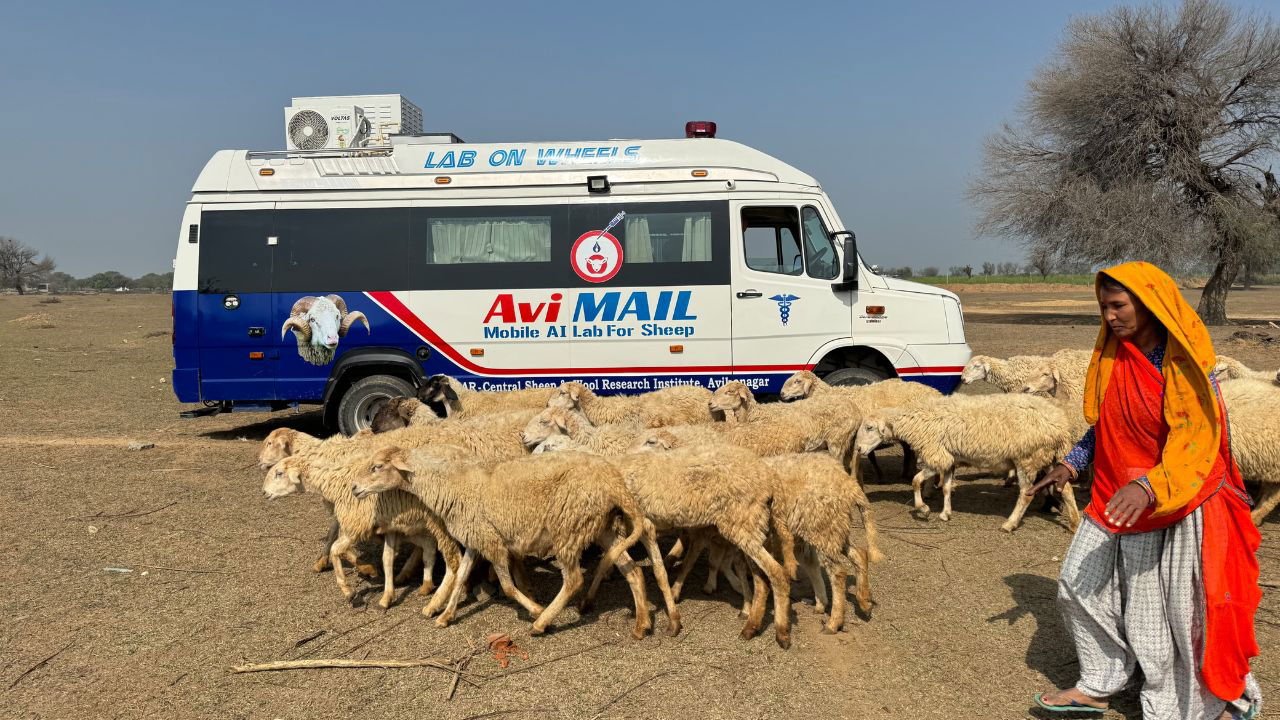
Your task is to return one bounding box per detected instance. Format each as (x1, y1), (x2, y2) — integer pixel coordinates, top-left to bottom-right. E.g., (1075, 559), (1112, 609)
(831, 231), (858, 291)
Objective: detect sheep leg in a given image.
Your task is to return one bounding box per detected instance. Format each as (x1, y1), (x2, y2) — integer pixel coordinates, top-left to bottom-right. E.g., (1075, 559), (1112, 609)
(849, 547), (873, 615)
(314, 509), (340, 572)
(422, 535), (461, 618)
(409, 537), (437, 595)
(1000, 467), (1036, 533)
(394, 543), (423, 586)
(739, 559), (769, 640)
(491, 553), (547, 620)
(511, 555), (534, 597)
(530, 558), (585, 636)
(1058, 481), (1083, 533)
(734, 553), (754, 617)
(594, 531), (653, 639)
(666, 534), (686, 560)
(329, 532), (357, 602)
(867, 450), (883, 480)
(738, 539), (792, 650)
(1251, 483), (1280, 526)
(717, 544), (749, 595)
(670, 531), (711, 601)
(900, 444), (918, 481)
(801, 545), (828, 614)
(939, 469), (956, 522)
(702, 541), (724, 594)
(911, 470), (932, 516)
(377, 534), (401, 610)
(434, 548), (478, 627)
(820, 557), (849, 634)
(638, 519), (681, 636)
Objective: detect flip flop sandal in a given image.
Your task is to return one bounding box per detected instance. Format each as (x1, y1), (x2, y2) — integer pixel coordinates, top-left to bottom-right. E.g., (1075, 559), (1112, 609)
(1034, 692), (1108, 714)
(1228, 703), (1259, 720)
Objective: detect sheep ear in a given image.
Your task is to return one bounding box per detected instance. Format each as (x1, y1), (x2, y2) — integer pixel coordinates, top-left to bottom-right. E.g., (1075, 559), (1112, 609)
(442, 382), (460, 406)
(566, 384), (582, 403)
(389, 449), (411, 473)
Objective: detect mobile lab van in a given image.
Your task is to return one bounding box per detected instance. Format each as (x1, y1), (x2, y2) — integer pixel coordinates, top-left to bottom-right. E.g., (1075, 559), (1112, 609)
(172, 96), (970, 433)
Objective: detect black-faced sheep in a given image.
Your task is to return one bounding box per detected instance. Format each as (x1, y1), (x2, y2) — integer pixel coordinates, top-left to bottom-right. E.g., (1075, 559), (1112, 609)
(417, 374), (557, 419)
(280, 295), (370, 366)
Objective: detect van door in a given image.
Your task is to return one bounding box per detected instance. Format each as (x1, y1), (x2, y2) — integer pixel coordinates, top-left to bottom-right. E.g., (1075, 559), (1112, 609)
(730, 204), (852, 387)
(195, 204), (278, 401)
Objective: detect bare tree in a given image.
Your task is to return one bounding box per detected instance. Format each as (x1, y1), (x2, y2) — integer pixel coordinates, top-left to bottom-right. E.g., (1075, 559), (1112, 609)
(970, 0), (1280, 324)
(981, 262), (996, 276)
(1028, 246), (1055, 279)
(0, 237), (55, 295)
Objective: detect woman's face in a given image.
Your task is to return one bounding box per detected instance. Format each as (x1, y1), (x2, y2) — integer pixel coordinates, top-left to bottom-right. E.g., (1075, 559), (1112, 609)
(1098, 287), (1151, 339)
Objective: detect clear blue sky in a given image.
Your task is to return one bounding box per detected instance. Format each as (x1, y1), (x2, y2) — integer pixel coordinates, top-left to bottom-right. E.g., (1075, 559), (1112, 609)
(0, 0), (1271, 277)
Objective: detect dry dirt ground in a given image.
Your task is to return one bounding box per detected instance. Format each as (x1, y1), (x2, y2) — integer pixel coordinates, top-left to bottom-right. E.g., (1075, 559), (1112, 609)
(1, 288), (1276, 720)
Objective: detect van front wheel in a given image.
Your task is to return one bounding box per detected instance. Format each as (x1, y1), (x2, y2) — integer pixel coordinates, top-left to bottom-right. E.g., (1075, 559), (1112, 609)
(337, 374), (415, 436)
(823, 367), (889, 387)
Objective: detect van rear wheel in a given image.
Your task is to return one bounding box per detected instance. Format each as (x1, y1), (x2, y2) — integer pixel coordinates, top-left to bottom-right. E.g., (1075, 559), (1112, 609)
(823, 367), (889, 387)
(337, 374), (415, 436)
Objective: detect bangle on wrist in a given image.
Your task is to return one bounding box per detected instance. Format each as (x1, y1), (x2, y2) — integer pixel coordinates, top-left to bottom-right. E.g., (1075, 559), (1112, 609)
(1132, 480), (1155, 506)
(1058, 461), (1079, 480)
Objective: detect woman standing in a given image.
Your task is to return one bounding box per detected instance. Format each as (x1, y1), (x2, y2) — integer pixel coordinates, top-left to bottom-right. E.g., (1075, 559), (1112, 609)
(1030, 262), (1262, 719)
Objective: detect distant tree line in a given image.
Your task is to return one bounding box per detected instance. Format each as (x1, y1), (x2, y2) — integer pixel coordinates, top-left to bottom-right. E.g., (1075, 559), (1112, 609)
(882, 254), (1097, 279)
(1, 235), (171, 293)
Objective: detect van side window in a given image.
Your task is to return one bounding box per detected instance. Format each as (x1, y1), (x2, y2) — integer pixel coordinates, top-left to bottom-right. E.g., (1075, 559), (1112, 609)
(801, 207), (839, 280)
(425, 216), (551, 264)
(742, 207), (802, 275)
(621, 211), (712, 262)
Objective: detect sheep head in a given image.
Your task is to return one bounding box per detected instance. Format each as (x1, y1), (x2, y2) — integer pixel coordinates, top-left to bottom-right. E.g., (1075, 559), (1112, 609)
(960, 356), (993, 384)
(630, 429), (677, 453)
(533, 433), (576, 454)
(370, 396), (421, 434)
(259, 428), (303, 468)
(779, 371), (819, 401)
(522, 406), (578, 448)
(352, 447), (412, 499)
(708, 381), (755, 422)
(1212, 355), (1242, 380)
(281, 295), (370, 366)
(262, 456), (307, 499)
(418, 374), (462, 416)
(853, 413), (895, 457)
(1020, 364), (1060, 397)
(549, 381), (592, 411)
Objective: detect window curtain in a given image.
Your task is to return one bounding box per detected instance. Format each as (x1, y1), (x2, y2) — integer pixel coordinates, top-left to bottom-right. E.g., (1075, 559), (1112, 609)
(624, 216), (654, 262)
(681, 214), (712, 261)
(429, 218), (550, 263)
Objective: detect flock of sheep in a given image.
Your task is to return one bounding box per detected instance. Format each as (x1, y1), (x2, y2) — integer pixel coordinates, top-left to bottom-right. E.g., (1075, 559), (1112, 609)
(254, 353), (1279, 649)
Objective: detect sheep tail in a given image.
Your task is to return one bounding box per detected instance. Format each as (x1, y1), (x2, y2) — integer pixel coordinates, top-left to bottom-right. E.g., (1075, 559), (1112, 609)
(850, 490), (885, 564)
(601, 496), (647, 572)
(770, 502), (799, 581)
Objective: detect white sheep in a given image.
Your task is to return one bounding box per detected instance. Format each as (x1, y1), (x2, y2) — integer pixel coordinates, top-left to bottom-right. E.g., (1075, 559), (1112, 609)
(853, 393), (1080, 532)
(417, 374), (557, 418)
(702, 381), (827, 455)
(280, 295), (370, 366)
(1219, 379), (1280, 525)
(351, 448), (657, 638)
(1214, 355), (1280, 384)
(262, 448), (465, 613)
(549, 381), (716, 427)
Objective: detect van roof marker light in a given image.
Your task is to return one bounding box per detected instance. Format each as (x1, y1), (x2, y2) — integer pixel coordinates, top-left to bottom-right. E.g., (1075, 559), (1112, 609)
(685, 121), (717, 138)
(691, 170), (708, 177)
(435, 176), (451, 184)
(258, 168), (275, 176)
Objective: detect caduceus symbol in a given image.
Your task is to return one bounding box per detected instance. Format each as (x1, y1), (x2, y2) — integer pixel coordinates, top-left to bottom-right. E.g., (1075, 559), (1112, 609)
(770, 294), (800, 326)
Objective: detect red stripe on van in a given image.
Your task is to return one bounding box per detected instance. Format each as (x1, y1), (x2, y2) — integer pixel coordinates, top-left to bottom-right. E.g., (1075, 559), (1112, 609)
(367, 290), (814, 377)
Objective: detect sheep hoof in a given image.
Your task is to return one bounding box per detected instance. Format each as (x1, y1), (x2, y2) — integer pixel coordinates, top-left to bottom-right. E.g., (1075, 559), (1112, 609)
(312, 557), (331, 573)
(938, 512), (951, 522)
(739, 628), (756, 641)
(999, 523), (1016, 533)
(418, 583), (434, 596)
(578, 599), (596, 615)
(775, 632), (792, 650)
(355, 563), (379, 578)
(665, 621), (682, 637)
(530, 625), (547, 637)
(820, 625), (837, 635)
(631, 625), (649, 640)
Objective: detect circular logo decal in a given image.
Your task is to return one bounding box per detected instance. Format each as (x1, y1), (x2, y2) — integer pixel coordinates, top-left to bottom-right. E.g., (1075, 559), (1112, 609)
(571, 230), (624, 283)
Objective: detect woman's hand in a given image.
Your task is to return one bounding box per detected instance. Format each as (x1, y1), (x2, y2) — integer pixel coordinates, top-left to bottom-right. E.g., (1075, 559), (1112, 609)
(1027, 463), (1074, 497)
(1104, 483), (1152, 528)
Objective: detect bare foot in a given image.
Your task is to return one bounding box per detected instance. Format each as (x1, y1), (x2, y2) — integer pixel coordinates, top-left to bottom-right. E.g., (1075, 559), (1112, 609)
(1038, 688), (1108, 710)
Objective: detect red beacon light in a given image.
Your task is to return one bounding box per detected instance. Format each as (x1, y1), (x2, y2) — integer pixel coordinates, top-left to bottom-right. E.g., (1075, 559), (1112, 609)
(685, 121), (717, 139)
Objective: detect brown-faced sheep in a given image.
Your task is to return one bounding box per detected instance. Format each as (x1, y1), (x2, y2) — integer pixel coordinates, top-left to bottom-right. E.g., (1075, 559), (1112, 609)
(520, 406), (645, 454)
(370, 396), (440, 433)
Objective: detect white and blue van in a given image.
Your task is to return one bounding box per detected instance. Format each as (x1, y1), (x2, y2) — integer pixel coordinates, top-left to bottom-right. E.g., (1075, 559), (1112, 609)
(172, 98), (970, 433)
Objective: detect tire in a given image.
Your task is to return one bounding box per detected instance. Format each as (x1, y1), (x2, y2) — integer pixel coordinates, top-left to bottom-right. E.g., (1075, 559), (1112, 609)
(336, 374), (415, 436)
(822, 366), (890, 387)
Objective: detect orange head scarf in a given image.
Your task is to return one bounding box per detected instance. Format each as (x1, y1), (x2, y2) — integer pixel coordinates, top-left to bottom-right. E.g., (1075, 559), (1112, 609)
(1083, 262), (1221, 518)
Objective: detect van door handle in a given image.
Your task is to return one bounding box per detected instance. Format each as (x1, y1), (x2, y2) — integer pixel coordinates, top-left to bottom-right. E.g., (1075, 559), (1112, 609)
(736, 290), (763, 299)
(247, 327), (265, 337)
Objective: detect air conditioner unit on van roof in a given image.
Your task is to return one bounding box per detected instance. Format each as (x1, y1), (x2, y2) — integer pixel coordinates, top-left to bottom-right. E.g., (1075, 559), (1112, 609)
(286, 94), (423, 149)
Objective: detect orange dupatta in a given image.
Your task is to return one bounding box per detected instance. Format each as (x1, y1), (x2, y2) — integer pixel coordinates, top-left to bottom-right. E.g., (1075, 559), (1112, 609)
(1082, 262), (1221, 518)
